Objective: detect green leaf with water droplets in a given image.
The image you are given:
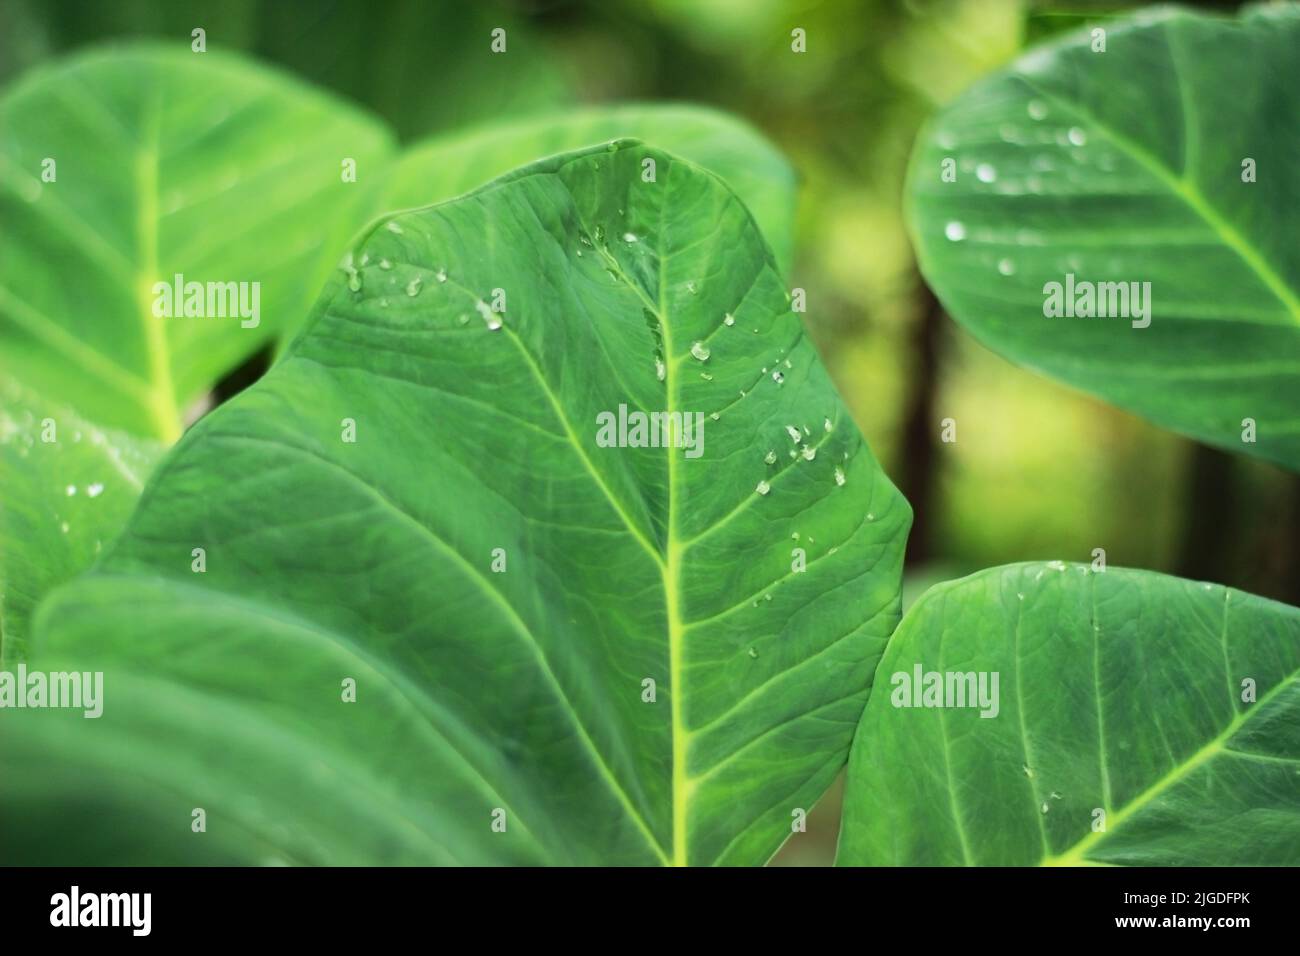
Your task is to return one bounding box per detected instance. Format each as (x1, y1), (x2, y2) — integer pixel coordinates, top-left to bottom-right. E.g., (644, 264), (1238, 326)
(3, 142), (909, 865)
(0, 43), (393, 442)
(0, 375), (162, 666)
(837, 562), (1300, 866)
(384, 105), (797, 275)
(909, 6), (1300, 470)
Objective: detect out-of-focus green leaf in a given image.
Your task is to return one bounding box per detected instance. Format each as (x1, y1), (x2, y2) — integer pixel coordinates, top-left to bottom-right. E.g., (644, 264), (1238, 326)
(385, 105), (797, 274)
(3, 143), (908, 865)
(909, 6), (1300, 470)
(838, 562), (1300, 865)
(0, 0), (572, 139)
(0, 376), (162, 665)
(0, 43), (393, 440)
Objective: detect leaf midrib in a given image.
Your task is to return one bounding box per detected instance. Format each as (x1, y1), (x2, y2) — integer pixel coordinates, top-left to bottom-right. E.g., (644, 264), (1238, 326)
(136, 92), (181, 442)
(1043, 659), (1300, 865)
(572, 178), (691, 865)
(1014, 73), (1300, 326)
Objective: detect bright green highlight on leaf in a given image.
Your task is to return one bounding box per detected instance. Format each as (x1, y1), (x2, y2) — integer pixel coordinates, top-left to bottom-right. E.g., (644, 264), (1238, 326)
(0, 375), (162, 666)
(3, 143), (907, 866)
(838, 562), (1300, 866)
(909, 5), (1300, 471)
(0, 44), (393, 441)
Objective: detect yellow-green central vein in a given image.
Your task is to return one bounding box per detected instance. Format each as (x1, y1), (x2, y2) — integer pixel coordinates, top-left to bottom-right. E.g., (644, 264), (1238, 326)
(136, 91), (181, 443)
(1044, 660), (1300, 865)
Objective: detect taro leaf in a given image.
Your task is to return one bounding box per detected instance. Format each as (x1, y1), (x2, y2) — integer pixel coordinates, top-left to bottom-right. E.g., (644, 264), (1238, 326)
(4, 143), (910, 865)
(0, 43), (393, 441)
(908, 5), (1300, 471)
(837, 563), (1300, 866)
(0, 376), (162, 666)
(384, 105), (797, 274)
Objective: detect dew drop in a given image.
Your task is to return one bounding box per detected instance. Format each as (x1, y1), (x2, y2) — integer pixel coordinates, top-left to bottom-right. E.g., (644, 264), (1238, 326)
(436, 268), (448, 283)
(785, 425), (802, 443)
(823, 418), (832, 432)
(944, 221), (967, 242)
(1028, 100), (1048, 121)
(975, 163), (997, 183)
(764, 450), (777, 465)
(622, 232), (638, 243)
(700, 371), (713, 381)
(690, 341), (711, 362)
(405, 278), (423, 297)
(801, 445), (816, 461)
(685, 281), (698, 295)
(385, 221), (404, 235)
(997, 258), (1016, 276)
(833, 467), (846, 487)
(65, 484), (76, 496)
(755, 480), (771, 496)
(476, 300), (502, 331)
(771, 370), (784, 384)
(347, 272), (362, 293)
(1067, 126), (1087, 147)
(748, 647), (759, 659)
(379, 258), (392, 271)
(86, 482), (104, 498)
(723, 313), (735, 327)
(655, 356), (666, 381)
(60, 521), (70, 534)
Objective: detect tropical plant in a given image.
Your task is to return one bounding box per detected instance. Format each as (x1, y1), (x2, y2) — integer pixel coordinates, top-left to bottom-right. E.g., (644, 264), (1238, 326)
(0, 4), (1296, 866)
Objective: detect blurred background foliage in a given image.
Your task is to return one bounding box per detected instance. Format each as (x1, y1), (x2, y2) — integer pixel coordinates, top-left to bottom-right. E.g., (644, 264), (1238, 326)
(2, 0), (1294, 865)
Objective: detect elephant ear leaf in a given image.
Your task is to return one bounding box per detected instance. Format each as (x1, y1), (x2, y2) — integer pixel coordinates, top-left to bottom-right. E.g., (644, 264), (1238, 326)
(909, 6), (1300, 471)
(837, 563), (1300, 866)
(6, 142), (909, 866)
(385, 105), (797, 275)
(0, 376), (163, 666)
(0, 44), (393, 441)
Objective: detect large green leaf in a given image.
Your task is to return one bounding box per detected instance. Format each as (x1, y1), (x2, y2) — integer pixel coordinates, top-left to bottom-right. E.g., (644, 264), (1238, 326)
(3, 142), (909, 865)
(909, 5), (1300, 470)
(384, 105), (797, 275)
(0, 43), (393, 441)
(838, 562), (1300, 866)
(0, 376), (162, 665)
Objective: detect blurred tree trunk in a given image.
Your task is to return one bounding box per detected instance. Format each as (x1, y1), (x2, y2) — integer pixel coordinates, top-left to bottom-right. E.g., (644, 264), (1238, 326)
(1176, 444), (1237, 585)
(896, 277), (945, 565)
